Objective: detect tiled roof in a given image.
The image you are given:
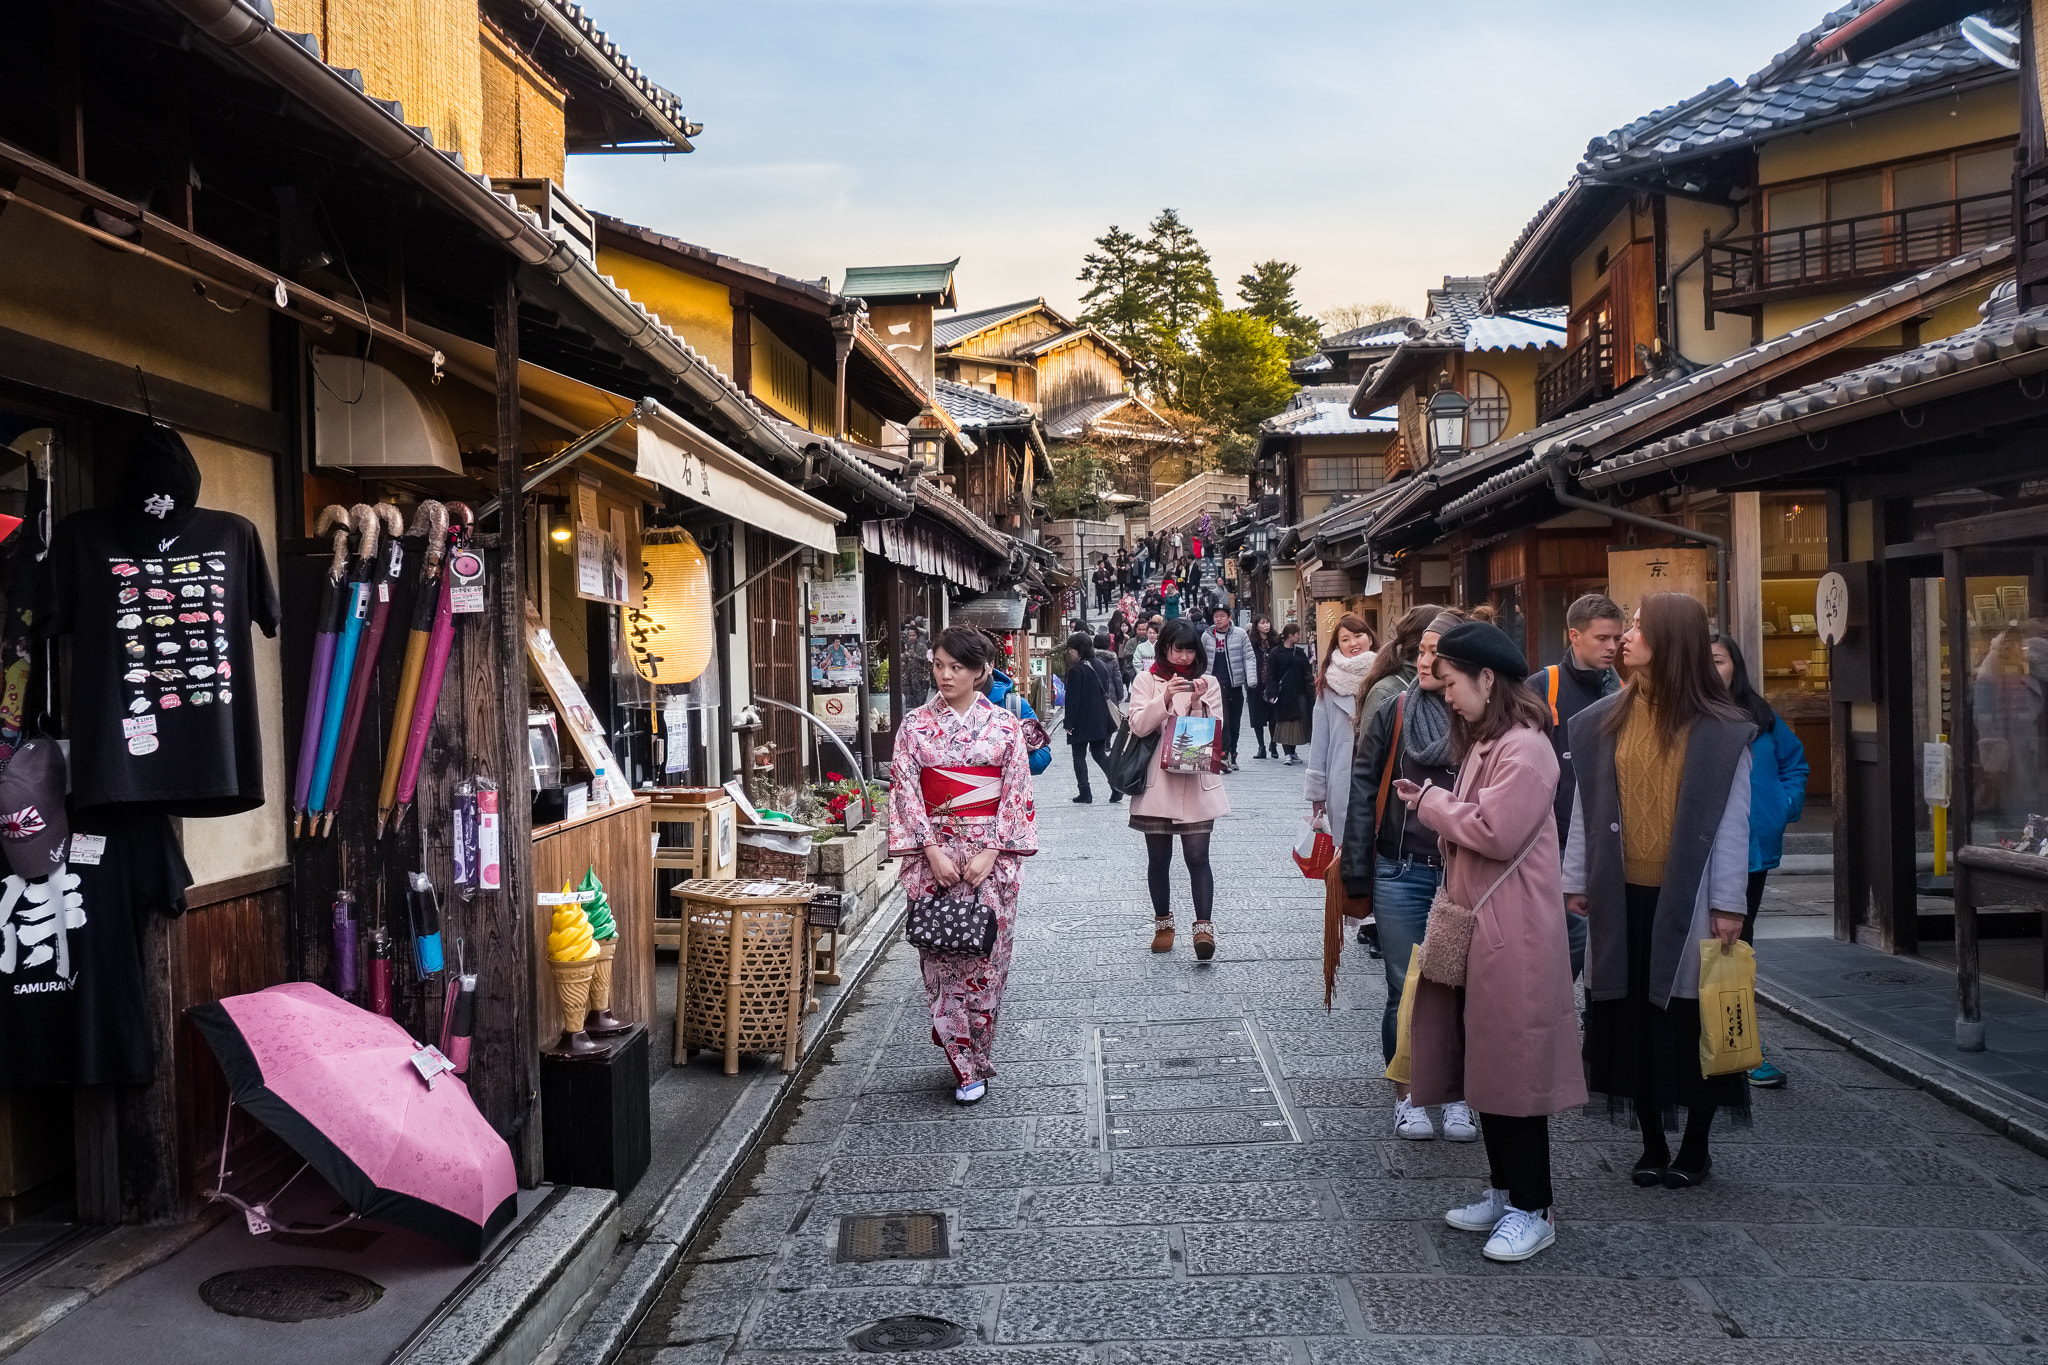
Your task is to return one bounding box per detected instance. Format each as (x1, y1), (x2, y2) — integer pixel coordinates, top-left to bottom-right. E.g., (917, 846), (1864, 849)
(1290, 353), (1335, 375)
(1261, 402), (1398, 438)
(843, 260), (960, 305)
(1349, 280), (1568, 415)
(1465, 311), (1570, 351)
(477, 0), (695, 150)
(1042, 393), (1181, 443)
(1584, 297), (2048, 489)
(935, 299), (1049, 349)
(935, 379), (1034, 428)
(1580, 24), (2006, 180)
(1321, 320), (1422, 350)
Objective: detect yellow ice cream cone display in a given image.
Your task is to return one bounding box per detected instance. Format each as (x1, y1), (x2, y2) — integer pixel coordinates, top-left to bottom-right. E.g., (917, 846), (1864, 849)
(545, 880), (603, 1052)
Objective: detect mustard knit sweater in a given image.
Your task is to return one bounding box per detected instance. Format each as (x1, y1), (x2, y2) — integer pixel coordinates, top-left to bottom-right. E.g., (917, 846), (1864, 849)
(1614, 680), (1688, 887)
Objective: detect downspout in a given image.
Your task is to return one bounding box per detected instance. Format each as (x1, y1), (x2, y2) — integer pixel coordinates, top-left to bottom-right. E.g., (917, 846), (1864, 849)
(1547, 461), (1729, 637)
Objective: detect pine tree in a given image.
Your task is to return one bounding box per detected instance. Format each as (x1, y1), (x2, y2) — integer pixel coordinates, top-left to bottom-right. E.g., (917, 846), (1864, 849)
(1182, 310), (1296, 436)
(1142, 208), (1220, 345)
(1237, 260), (1322, 359)
(1077, 225), (1155, 365)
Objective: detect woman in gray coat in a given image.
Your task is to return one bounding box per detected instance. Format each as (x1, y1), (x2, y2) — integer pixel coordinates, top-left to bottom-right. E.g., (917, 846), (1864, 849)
(1564, 593), (1754, 1189)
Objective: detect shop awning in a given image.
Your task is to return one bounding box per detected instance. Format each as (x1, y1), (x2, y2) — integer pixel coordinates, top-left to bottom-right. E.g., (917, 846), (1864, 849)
(415, 324), (840, 552)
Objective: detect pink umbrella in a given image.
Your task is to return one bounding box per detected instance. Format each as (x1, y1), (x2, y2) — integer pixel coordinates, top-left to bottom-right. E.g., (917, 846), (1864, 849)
(187, 981), (516, 1258)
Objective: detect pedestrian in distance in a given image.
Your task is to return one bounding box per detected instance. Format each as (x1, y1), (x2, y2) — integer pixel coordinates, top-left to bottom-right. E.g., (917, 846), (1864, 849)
(1711, 633), (1808, 1089)
(1528, 592), (1624, 980)
(1340, 608), (1474, 1141)
(1246, 616), (1279, 759)
(1132, 617), (1162, 673)
(1161, 579), (1182, 620)
(1567, 592), (1754, 1188)
(1392, 621), (1584, 1263)
(887, 625), (1039, 1104)
(1201, 604), (1256, 771)
(1265, 623), (1315, 763)
(1092, 632), (1124, 706)
(1061, 632), (1117, 805)
(1128, 618), (1229, 961)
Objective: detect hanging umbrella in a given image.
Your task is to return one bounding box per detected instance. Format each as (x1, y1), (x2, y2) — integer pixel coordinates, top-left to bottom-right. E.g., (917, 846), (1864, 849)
(307, 505), (381, 827)
(187, 981), (517, 1259)
(377, 502), (449, 838)
(390, 507), (471, 833)
(293, 506), (353, 839)
(319, 503), (408, 837)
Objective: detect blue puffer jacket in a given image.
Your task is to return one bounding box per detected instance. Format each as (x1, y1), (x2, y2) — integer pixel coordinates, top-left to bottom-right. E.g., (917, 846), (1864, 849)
(987, 669), (1052, 775)
(1747, 715), (1809, 872)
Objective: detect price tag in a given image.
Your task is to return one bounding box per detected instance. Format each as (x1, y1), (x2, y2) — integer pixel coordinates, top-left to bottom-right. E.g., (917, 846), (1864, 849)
(122, 715), (158, 738)
(410, 1044), (457, 1089)
(449, 549), (487, 615)
(68, 834), (106, 866)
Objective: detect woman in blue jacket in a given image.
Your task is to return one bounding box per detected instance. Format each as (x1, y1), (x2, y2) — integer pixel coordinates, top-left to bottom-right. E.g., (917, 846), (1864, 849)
(1712, 635), (1808, 1088)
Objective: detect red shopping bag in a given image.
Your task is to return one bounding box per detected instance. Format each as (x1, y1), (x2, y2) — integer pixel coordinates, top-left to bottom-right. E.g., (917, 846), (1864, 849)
(1292, 816), (1335, 879)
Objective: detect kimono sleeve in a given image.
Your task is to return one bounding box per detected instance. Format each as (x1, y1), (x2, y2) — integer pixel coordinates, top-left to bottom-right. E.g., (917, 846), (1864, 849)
(993, 717), (1038, 855)
(887, 724), (935, 856)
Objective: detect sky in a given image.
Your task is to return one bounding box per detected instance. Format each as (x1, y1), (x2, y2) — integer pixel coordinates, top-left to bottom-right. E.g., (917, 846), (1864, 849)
(566, 1), (1813, 326)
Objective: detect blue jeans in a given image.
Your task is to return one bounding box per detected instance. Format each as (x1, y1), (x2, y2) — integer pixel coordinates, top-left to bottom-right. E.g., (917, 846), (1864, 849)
(1375, 855), (1444, 1065)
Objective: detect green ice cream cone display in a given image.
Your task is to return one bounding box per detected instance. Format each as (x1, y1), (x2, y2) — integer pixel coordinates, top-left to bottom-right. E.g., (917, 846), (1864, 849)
(581, 866), (629, 1035)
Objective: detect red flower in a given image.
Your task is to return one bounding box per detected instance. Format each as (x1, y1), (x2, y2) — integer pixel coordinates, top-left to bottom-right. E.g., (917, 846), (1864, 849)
(826, 771), (845, 782)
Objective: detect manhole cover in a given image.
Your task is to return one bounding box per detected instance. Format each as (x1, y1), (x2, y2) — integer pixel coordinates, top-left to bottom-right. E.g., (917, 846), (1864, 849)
(837, 1212), (949, 1263)
(199, 1266), (382, 1321)
(1844, 969), (1932, 987)
(848, 1315), (968, 1352)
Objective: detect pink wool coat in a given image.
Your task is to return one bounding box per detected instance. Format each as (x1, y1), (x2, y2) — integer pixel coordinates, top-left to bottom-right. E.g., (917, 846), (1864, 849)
(1406, 722), (1587, 1117)
(1127, 669), (1231, 824)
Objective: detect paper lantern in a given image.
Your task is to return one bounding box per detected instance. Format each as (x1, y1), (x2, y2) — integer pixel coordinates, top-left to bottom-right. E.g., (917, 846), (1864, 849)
(626, 528), (713, 684)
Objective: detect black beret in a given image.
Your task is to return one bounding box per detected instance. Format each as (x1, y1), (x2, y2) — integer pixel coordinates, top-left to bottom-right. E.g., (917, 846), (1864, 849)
(1435, 621), (1529, 681)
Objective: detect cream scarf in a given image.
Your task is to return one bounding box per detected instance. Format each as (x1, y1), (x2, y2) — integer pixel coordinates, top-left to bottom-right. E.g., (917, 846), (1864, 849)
(1321, 647), (1375, 714)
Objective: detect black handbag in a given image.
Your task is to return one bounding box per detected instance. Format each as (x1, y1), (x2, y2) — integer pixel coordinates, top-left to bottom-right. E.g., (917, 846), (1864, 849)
(905, 880), (999, 956)
(1105, 712), (1160, 797)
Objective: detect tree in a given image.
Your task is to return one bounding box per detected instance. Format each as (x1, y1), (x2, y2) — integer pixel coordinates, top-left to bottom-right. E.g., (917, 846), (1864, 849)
(1237, 260), (1322, 358)
(1042, 445), (1115, 521)
(1143, 208), (1220, 343)
(1317, 299), (1408, 337)
(1181, 310), (1295, 437)
(1077, 226), (1153, 364)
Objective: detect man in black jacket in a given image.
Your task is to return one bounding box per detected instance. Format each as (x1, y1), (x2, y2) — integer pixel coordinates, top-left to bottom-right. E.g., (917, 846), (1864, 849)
(1526, 592), (1623, 977)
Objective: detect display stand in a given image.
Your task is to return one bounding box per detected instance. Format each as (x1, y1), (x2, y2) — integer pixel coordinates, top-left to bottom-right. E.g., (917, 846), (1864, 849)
(646, 790), (737, 950)
(539, 1023), (651, 1193)
(671, 879), (814, 1074)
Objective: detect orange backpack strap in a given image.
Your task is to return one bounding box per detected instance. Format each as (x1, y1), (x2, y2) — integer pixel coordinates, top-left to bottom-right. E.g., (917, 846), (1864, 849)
(1545, 665), (1561, 727)
(1373, 692), (1407, 827)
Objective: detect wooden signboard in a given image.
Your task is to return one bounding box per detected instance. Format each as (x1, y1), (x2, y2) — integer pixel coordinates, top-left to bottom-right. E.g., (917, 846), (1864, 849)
(526, 598), (636, 803)
(1607, 547), (1714, 624)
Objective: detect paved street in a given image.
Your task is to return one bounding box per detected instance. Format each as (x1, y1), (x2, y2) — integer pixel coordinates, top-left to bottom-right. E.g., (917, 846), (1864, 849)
(623, 740), (2048, 1364)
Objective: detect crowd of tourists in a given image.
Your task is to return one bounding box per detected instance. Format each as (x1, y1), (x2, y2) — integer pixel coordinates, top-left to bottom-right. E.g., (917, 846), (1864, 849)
(886, 541), (1807, 1267)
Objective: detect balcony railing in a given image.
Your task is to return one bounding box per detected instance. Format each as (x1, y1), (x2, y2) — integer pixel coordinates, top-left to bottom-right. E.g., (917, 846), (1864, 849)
(1704, 190), (2009, 315)
(1535, 326), (1614, 424)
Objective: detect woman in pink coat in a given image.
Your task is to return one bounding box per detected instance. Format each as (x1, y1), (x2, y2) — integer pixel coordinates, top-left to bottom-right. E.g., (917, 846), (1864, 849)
(1391, 621), (1585, 1265)
(1128, 618), (1229, 960)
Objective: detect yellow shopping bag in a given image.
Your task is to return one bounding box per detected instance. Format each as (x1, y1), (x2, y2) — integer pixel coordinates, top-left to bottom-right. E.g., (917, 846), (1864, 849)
(1384, 945), (1422, 1085)
(1698, 939), (1763, 1077)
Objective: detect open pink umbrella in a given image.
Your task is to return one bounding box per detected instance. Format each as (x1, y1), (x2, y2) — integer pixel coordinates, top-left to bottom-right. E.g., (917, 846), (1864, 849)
(187, 981), (516, 1258)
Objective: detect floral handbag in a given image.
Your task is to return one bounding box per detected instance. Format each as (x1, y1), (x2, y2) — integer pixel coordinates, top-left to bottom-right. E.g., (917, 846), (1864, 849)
(906, 879), (999, 956)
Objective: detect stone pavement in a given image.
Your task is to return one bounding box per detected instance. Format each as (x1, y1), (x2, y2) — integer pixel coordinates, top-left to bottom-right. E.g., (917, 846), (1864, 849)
(619, 736), (2048, 1364)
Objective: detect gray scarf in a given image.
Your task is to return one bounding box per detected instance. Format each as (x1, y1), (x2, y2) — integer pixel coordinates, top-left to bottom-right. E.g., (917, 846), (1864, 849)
(1403, 681), (1455, 769)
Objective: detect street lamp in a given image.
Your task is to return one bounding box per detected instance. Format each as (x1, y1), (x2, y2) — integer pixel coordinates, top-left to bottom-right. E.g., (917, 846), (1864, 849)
(906, 404), (945, 475)
(1426, 373), (1470, 463)
(1245, 522), (1274, 556)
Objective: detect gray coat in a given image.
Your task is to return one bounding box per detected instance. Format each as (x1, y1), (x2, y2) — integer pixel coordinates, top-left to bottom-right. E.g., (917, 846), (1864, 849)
(1560, 694), (1753, 1009)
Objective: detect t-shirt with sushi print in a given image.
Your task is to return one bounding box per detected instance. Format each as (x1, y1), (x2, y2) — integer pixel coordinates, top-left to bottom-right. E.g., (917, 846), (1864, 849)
(42, 508), (279, 815)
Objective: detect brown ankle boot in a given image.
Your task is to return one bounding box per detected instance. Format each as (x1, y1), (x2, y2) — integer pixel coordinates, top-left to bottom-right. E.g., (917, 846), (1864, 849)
(1150, 920), (1175, 953)
(1193, 922), (1216, 961)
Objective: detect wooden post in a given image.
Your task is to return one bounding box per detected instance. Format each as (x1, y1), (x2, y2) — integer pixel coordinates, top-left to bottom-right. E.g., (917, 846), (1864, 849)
(1730, 492), (1763, 691)
(1946, 549), (1984, 1050)
(492, 267), (542, 1179)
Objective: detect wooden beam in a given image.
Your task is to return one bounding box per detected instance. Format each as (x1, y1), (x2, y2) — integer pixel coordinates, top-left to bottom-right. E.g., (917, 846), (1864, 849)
(492, 265), (542, 1182)
(0, 322), (284, 453)
(184, 865), (293, 912)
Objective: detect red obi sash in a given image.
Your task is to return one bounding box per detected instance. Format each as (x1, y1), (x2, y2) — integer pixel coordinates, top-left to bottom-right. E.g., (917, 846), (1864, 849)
(920, 765), (1002, 816)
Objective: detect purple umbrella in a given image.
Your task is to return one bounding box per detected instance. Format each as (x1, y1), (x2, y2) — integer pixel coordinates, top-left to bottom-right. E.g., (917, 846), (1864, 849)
(293, 507), (353, 838)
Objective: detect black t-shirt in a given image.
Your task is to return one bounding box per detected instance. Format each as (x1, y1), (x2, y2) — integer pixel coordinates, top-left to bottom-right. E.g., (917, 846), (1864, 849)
(44, 508), (280, 815)
(0, 808), (191, 1086)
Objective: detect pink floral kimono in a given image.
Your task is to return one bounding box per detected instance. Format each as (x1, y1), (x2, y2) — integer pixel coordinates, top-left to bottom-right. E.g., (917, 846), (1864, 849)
(888, 693), (1038, 1084)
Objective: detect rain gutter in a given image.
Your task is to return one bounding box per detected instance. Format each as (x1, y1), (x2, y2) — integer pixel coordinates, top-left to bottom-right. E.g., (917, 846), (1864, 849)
(1548, 462), (1729, 638)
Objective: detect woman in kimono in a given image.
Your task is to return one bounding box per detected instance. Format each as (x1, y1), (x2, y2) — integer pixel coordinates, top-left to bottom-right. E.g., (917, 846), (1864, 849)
(888, 625), (1039, 1104)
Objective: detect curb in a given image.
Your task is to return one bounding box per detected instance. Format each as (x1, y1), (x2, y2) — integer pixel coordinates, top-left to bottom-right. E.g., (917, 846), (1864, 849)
(406, 1186), (619, 1365)
(1755, 976), (2048, 1160)
(552, 886), (908, 1365)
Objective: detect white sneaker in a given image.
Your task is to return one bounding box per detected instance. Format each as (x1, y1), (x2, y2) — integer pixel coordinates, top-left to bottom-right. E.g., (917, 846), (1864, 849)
(1394, 1097), (1436, 1141)
(1441, 1101), (1479, 1142)
(1482, 1206), (1557, 1262)
(954, 1080), (986, 1105)
(1443, 1186), (1509, 1233)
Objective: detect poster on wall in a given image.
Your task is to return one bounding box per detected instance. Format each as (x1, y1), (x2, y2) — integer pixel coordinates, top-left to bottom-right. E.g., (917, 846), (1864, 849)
(811, 692), (858, 737)
(574, 513), (635, 607)
(1607, 547), (1715, 626)
(809, 578), (861, 634)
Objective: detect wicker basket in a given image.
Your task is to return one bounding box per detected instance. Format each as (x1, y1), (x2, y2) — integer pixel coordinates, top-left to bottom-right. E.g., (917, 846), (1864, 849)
(672, 879), (815, 1074)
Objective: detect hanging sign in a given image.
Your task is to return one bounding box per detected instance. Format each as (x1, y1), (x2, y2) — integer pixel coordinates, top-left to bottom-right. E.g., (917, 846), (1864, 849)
(1606, 547), (1714, 625)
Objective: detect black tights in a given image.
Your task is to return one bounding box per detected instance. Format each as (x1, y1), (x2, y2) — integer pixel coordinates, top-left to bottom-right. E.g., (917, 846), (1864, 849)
(1146, 831), (1213, 923)
(1642, 1104), (1718, 1173)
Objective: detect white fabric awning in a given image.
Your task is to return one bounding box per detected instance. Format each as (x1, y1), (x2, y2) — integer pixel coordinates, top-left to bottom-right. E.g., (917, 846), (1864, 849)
(636, 404), (839, 553)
